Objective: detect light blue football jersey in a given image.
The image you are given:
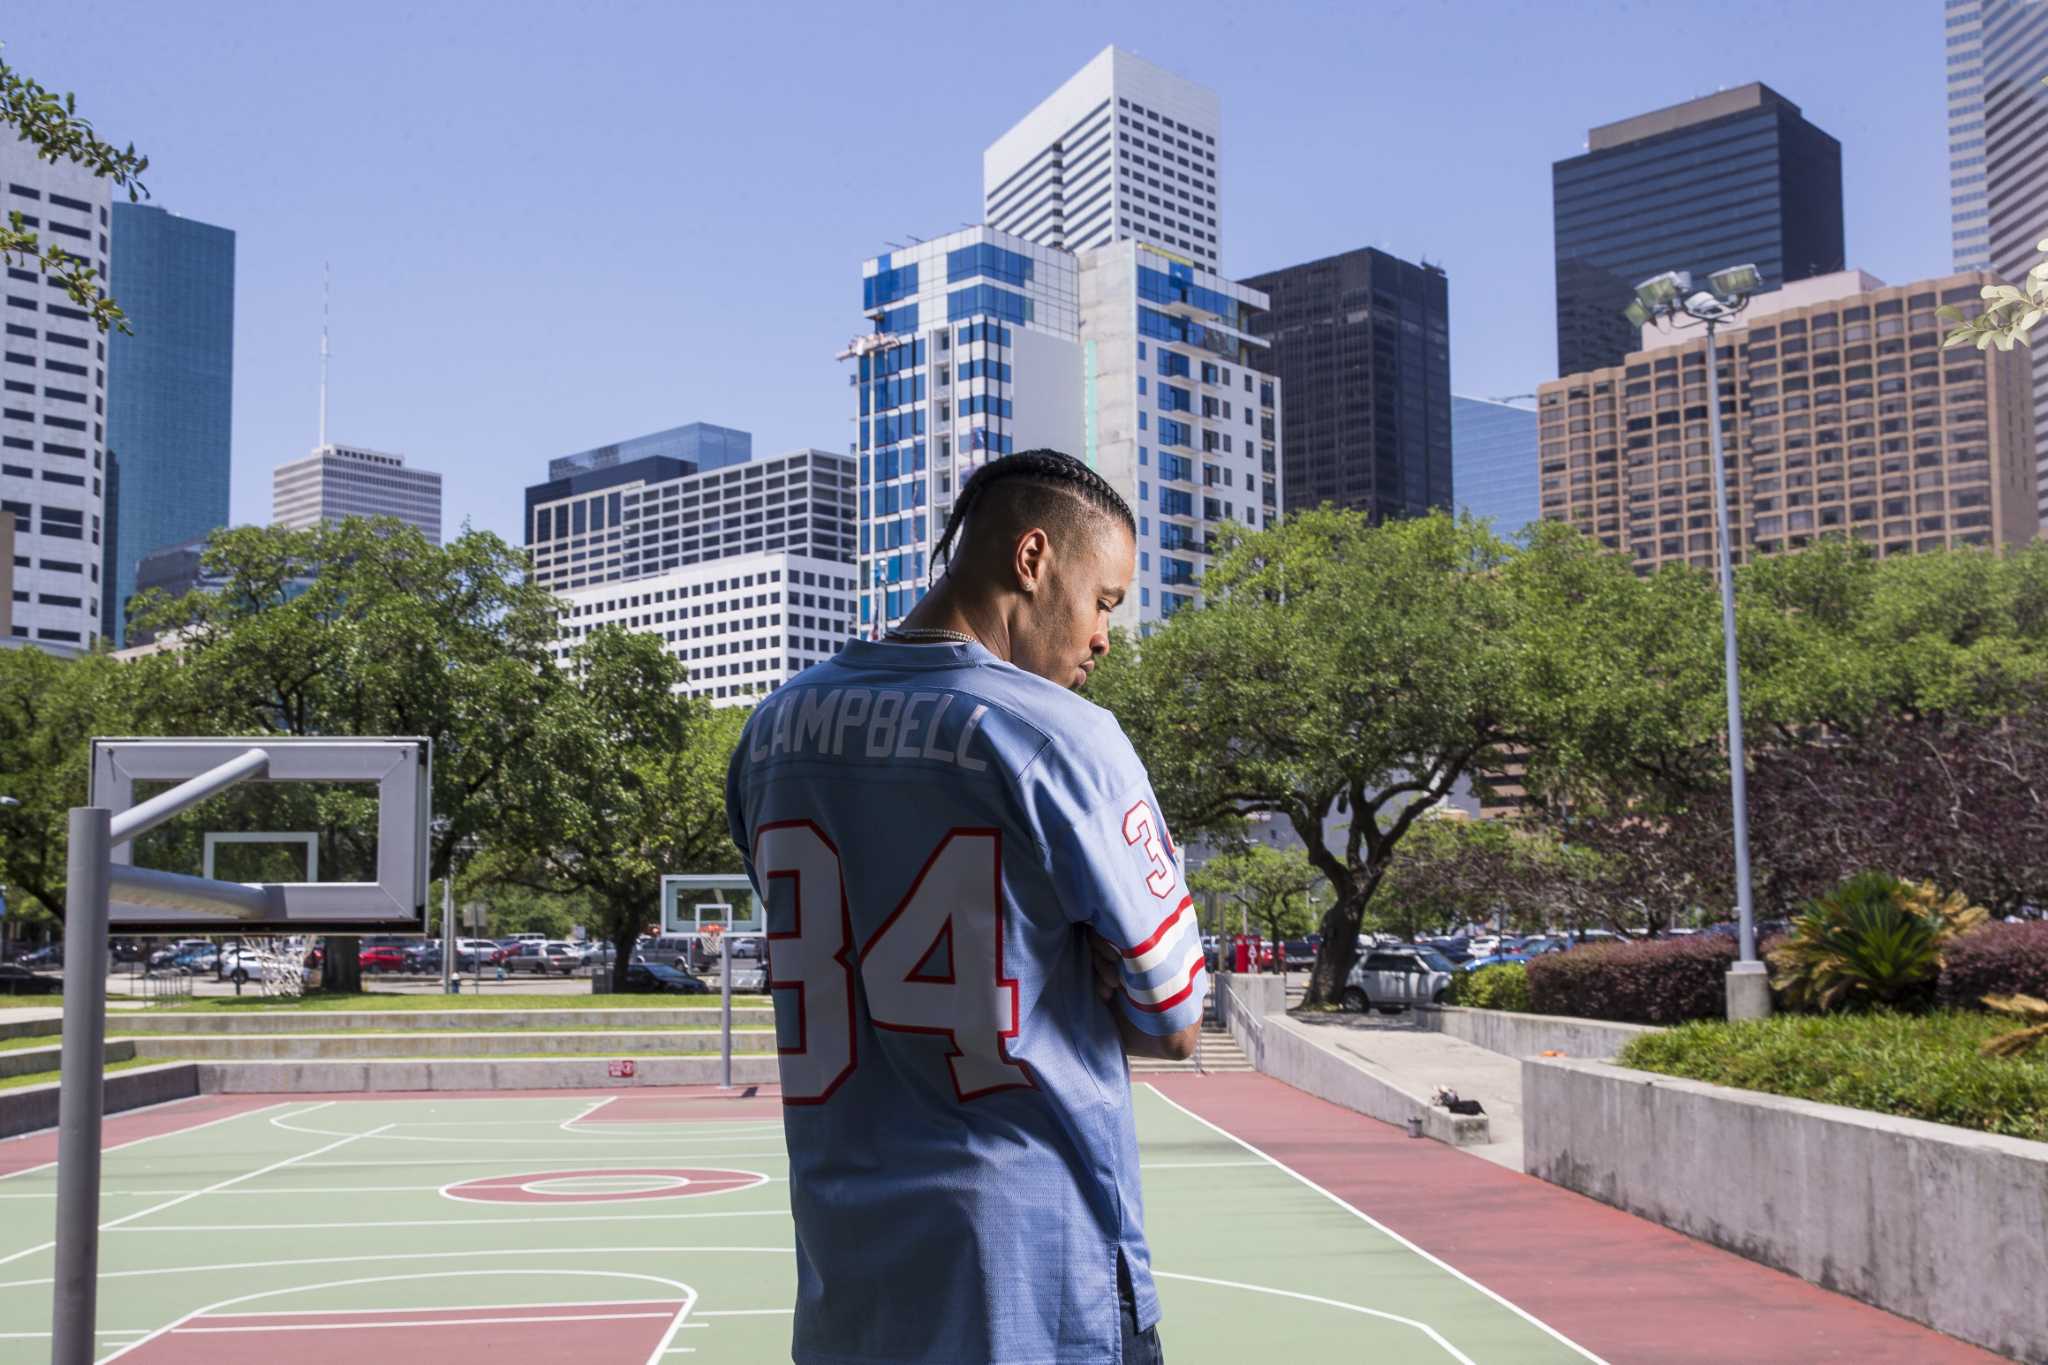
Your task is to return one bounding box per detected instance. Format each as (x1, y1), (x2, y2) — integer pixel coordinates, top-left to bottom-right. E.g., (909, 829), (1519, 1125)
(726, 638), (1208, 1365)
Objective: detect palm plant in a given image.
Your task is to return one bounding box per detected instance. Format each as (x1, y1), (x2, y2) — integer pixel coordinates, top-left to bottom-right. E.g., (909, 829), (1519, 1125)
(1981, 995), (2048, 1060)
(1768, 871), (1987, 1012)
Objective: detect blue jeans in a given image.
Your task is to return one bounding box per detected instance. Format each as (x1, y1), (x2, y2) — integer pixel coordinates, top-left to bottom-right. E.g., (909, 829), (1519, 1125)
(1118, 1268), (1164, 1364)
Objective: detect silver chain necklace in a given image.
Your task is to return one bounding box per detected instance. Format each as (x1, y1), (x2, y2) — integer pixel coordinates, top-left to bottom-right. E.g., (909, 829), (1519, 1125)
(884, 626), (980, 646)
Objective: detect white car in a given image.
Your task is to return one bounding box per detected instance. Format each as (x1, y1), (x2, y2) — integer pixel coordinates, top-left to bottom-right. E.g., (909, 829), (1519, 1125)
(219, 947), (303, 987)
(1342, 946), (1457, 1014)
(1466, 935), (1505, 960)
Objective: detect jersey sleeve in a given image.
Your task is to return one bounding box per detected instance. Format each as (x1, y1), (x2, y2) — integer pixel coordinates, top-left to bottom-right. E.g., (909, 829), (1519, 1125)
(1046, 785), (1207, 1038)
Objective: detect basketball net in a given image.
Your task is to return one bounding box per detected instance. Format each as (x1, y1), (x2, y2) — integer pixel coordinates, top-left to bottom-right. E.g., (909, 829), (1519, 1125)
(701, 923), (725, 944)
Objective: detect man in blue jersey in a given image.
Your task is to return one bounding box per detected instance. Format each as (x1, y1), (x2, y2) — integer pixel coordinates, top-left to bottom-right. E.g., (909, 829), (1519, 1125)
(727, 449), (1204, 1365)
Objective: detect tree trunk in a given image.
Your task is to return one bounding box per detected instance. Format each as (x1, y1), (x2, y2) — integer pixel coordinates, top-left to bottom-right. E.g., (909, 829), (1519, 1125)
(610, 923), (638, 994)
(321, 934), (363, 993)
(1303, 894), (1370, 1008)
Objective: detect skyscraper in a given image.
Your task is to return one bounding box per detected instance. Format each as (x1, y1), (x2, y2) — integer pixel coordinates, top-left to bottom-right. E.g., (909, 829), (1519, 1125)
(1244, 247), (1450, 521)
(1452, 396), (1540, 542)
(1, 134), (111, 654)
(1552, 83), (1845, 377)
(1539, 269), (2038, 574)
(1947, 0), (2048, 526)
(983, 47), (1222, 274)
(104, 203), (234, 646)
(271, 443), (444, 542)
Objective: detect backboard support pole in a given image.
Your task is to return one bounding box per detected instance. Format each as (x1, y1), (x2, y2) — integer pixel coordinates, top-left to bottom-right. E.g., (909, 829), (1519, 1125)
(51, 807), (111, 1365)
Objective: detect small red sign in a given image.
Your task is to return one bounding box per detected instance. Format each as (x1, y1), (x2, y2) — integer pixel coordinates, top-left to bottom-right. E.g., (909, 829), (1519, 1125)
(608, 1059), (636, 1079)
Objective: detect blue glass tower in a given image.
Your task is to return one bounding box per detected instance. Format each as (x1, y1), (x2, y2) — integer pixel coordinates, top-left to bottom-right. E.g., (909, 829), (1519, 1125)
(1451, 396), (1539, 542)
(105, 203), (235, 645)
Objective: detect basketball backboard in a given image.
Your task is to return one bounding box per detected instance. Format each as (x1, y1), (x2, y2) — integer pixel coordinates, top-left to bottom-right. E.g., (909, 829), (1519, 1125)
(91, 737), (431, 932)
(660, 874), (762, 934)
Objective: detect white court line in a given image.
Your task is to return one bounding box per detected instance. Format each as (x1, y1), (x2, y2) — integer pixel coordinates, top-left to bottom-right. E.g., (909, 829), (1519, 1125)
(110, 1209), (789, 1232)
(99, 1268), (698, 1365)
(559, 1098), (611, 1133)
(0, 1099), (292, 1184)
(174, 1310), (676, 1334)
(692, 1308), (794, 1317)
(0, 1103), (376, 1269)
(267, 1110), (782, 1145)
(0, 1245), (795, 1291)
(1155, 1271), (1476, 1362)
(1140, 1084), (1609, 1365)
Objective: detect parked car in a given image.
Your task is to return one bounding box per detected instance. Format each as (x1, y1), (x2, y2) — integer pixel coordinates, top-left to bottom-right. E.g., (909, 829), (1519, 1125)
(17, 943), (63, 968)
(169, 945), (219, 974)
(624, 960), (713, 994)
(357, 945), (407, 973)
(220, 947), (302, 988)
(1281, 939), (1317, 969)
(1461, 952), (1533, 972)
(0, 963), (61, 995)
(1341, 945), (1457, 1013)
(505, 940), (580, 975)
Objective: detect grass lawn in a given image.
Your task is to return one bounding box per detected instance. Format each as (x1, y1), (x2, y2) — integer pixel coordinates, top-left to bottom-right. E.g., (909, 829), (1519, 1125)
(0, 1056), (181, 1092)
(0, 1035), (60, 1054)
(145, 992), (769, 1012)
(1619, 1010), (2048, 1142)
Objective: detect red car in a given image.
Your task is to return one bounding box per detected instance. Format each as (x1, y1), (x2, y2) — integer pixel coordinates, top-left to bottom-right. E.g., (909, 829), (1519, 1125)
(358, 946), (406, 973)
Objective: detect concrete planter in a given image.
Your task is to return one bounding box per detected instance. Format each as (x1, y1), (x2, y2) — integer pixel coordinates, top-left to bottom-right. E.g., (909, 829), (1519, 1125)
(197, 1056), (780, 1093)
(0, 1062), (200, 1141)
(115, 1006), (775, 1034)
(1523, 1056), (2048, 1363)
(0, 1040), (133, 1081)
(1412, 1004), (1658, 1060)
(122, 1030), (776, 1061)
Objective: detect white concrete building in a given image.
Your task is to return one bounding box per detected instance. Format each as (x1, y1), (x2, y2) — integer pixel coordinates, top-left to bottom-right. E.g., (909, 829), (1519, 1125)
(525, 443), (853, 595)
(983, 47), (1223, 275)
(272, 443), (444, 543)
(2, 133), (113, 653)
(550, 551), (856, 706)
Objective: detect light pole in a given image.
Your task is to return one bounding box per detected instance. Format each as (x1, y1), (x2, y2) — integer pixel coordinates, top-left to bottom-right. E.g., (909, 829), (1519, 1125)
(1623, 264), (1772, 1022)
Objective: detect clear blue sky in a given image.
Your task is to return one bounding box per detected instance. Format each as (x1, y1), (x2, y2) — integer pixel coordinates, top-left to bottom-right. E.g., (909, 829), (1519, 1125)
(10, 0), (1950, 544)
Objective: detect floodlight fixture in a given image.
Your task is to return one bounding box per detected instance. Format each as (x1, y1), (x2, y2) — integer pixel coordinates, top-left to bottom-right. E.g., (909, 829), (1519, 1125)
(1623, 299), (1652, 329)
(1708, 263), (1764, 300)
(1632, 271), (1690, 311)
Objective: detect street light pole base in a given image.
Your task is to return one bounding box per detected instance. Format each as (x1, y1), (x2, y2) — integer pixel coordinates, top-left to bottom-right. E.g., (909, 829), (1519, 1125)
(1726, 960), (1772, 1022)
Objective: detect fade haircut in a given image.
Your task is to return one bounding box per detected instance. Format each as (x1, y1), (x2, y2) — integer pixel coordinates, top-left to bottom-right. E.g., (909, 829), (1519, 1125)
(931, 449), (1137, 577)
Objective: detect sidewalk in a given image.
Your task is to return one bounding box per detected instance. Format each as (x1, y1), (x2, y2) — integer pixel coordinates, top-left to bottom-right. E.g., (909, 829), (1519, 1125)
(1148, 1072), (2008, 1364)
(1287, 1010), (1527, 1169)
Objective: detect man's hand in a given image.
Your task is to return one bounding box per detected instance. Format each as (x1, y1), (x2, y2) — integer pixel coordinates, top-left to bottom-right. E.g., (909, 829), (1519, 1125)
(1087, 929), (1200, 1062)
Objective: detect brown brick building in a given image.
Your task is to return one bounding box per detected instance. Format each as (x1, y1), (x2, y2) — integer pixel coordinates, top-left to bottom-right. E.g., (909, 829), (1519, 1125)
(1537, 269), (2039, 575)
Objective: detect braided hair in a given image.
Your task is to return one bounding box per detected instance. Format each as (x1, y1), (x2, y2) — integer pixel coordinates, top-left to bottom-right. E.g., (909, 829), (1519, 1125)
(931, 449), (1136, 576)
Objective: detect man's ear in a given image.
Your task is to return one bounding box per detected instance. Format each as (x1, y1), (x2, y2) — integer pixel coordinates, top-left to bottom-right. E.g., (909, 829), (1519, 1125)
(1013, 527), (1052, 595)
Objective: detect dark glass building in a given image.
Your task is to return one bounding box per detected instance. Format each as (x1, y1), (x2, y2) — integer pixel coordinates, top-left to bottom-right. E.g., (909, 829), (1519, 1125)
(1243, 247), (1451, 521)
(105, 203), (235, 646)
(1553, 83), (1843, 377)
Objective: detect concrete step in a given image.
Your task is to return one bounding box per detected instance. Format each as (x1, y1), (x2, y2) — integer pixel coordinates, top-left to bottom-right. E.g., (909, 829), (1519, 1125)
(114, 1006), (775, 1034)
(0, 1040), (134, 1081)
(197, 1056), (782, 1093)
(124, 1029), (779, 1061)
(1130, 1028), (1254, 1075)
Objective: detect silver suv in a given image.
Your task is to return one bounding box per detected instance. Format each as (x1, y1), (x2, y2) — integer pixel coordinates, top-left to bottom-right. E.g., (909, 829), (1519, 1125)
(1342, 945), (1456, 1014)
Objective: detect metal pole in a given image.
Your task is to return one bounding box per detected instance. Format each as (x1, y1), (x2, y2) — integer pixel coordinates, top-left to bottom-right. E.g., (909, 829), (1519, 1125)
(1703, 318), (1768, 1020)
(719, 934), (733, 1089)
(442, 874), (455, 995)
(52, 807), (111, 1365)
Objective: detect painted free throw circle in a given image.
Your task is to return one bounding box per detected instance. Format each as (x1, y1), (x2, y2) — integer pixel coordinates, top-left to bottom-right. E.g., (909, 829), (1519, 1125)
(442, 1167), (767, 1204)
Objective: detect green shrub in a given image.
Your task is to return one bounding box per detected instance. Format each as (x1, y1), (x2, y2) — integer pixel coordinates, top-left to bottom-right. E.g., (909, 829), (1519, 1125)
(1769, 871), (1986, 1013)
(1937, 921), (2048, 1008)
(1617, 1010), (2048, 1141)
(1451, 962), (1530, 1012)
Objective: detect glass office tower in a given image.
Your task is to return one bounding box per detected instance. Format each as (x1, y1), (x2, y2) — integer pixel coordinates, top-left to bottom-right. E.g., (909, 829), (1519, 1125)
(1452, 396), (1539, 542)
(1552, 83), (1843, 377)
(1947, 0), (2048, 525)
(1244, 246), (1449, 521)
(105, 203), (235, 645)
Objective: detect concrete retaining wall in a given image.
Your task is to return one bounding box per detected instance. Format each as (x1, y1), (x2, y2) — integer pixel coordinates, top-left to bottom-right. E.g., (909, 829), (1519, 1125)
(0, 1062), (200, 1141)
(0, 1040), (134, 1081)
(123, 1030), (776, 1061)
(1523, 1056), (2048, 1364)
(196, 1056), (780, 1093)
(1214, 972), (1284, 1065)
(1257, 1015), (1487, 1146)
(1413, 1005), (1658, 1060)
(117, 1007), (776, 1034)
(0, 1017), (61, 1043)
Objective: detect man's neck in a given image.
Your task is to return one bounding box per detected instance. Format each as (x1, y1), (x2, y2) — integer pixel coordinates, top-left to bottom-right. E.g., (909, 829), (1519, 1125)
(898, 584), (1012, 662)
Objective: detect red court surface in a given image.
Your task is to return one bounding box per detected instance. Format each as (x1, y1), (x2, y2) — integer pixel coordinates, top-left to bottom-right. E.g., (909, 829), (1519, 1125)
(102, 1300), (690, 1364)
(0, 1093), (283, 1179)
(1146, 1073), (2008, 1365)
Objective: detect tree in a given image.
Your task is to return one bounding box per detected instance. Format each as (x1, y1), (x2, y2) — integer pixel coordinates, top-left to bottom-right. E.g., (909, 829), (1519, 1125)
(1365, 815), (1614, 941)
(0, 46), (149, 333)
(1091, 511), (1654, 1006)
(475, 627), (744, 992)
(141, 518), (564, 989)
(1188, 843), (1321, 965)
